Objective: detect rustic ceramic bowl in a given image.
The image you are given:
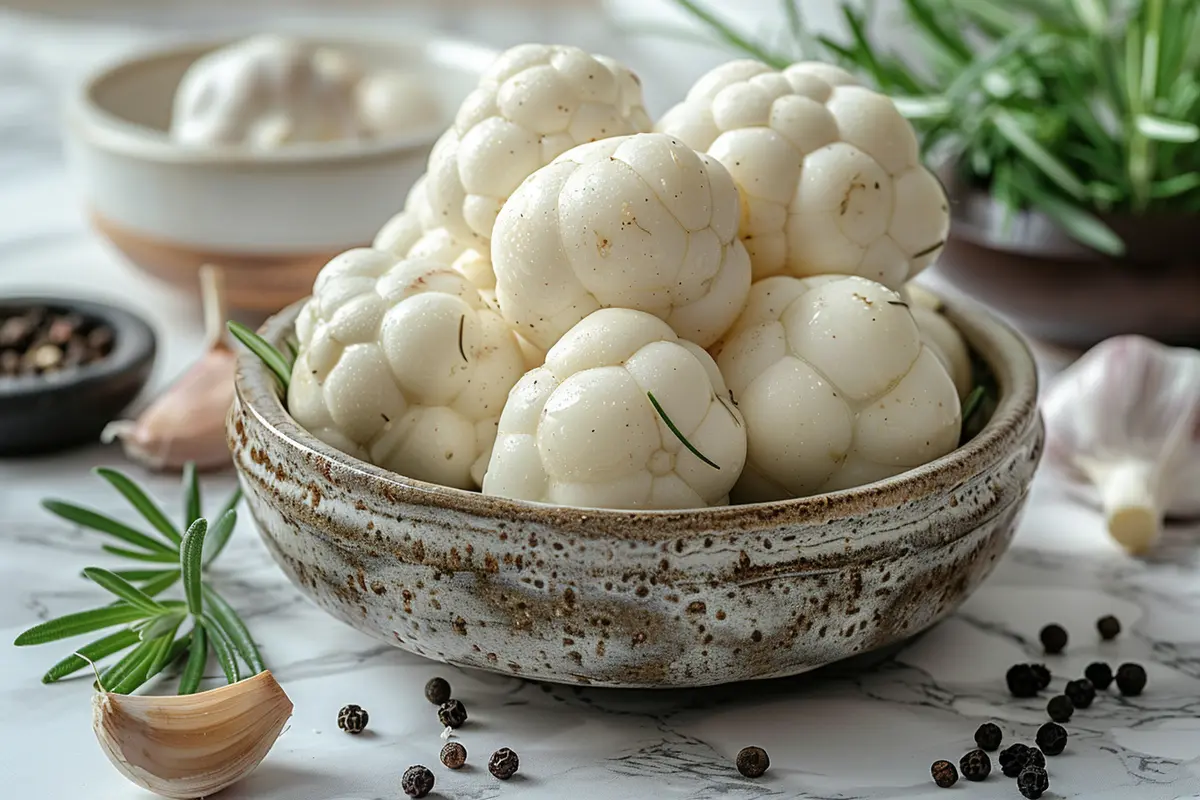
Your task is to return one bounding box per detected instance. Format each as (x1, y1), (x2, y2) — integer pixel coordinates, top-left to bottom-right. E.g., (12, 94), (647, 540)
(64, 35), (496, 312)
(229, 298), (1043, 688)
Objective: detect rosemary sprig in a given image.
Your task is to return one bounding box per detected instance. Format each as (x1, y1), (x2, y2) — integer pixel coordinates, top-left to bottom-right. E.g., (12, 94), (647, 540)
(647, 391), (721, 470)
(17, 464), (264, 694)
(227, 320), (292, 392)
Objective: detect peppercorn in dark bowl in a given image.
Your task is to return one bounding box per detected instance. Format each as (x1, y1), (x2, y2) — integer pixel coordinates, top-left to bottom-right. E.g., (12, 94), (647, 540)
(0, 297), (155, 455)
(228, 294), (1043, 688)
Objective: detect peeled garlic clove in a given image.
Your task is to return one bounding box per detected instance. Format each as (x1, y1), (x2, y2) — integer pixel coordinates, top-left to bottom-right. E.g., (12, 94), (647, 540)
(1043, 335), (1200, 554)
(911, 303), (972, 400)
(93, 670), (293, 800)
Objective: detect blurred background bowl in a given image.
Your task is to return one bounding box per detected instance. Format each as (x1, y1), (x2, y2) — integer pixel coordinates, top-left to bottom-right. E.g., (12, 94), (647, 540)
(64, 34), (496, 312)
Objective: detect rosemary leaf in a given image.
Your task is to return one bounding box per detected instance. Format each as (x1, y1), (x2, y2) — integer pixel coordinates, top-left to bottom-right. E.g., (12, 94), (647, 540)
(183, 461), (202, 528)
(104, 568), (175, 582)
(42, 628), (141, 684)
(138, 571), (182, 598)
(110, 638), (164, 695)
(202, 509), (238, 568)
(203, 585), (265, 673)
(101, 545), (180, 564)
(667, 0), (789, 67)
(202, 615), (241, 684)
(95, 467), (182, 545)
(178, 625), (208, 695)
(41, 500), (177, 555)
(961, 385), (987, 428)
(82, 568), (166, 615)
(180, 519), (208, 616)
(146, 623), (185, 679)
(647, 392), (721, 470)
(15, 605), (151, 647)
(227, 321), (292, 391)
(99, 638), (155, 692)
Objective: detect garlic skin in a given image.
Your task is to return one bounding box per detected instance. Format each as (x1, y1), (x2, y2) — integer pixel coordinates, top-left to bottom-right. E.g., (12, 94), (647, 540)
(1043, 335), (1200, 554)
(93, 670), (292, 799)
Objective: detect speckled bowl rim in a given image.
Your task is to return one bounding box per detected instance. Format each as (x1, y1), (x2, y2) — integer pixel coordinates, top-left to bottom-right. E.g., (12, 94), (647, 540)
(233, 294), (1040, 536)
(67, 34), (499, 166)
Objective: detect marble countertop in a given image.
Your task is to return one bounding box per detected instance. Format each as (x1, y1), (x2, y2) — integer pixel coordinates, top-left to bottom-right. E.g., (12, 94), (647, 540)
(3, 6), (1200, 800)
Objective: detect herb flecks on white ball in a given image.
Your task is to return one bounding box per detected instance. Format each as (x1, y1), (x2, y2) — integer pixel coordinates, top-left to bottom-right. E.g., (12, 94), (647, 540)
(289, 248), (526, 490)
(656, 59), (949, 290)
(714, 275), (960, 502)
(492, 132), (752, 352)
(483, 308), (746, 509)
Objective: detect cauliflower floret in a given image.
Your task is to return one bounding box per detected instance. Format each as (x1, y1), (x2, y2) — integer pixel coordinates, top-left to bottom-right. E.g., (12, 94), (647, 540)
(483, 308), (746, 509)
(912, 303), (972, 399)
(656, 59), (949, 290)
(171, 35), (366, 147)
(492, 132), (752, 351)
(289, 248), (526, 489)
(423, 43), (652, 245)
(713, 275), (960, 503)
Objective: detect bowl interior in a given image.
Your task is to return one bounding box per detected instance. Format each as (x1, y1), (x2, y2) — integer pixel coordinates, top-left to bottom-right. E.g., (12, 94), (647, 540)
(86, 36), (492, 146)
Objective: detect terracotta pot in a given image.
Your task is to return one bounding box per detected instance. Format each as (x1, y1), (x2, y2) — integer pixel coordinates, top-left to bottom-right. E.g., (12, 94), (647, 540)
(936, 184), (1200, 349)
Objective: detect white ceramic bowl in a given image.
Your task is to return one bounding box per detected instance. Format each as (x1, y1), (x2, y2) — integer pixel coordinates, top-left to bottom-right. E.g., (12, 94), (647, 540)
(65, 35), (496, 311)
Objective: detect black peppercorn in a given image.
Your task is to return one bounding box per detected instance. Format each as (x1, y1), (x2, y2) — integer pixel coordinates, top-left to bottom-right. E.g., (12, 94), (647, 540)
(1006, 664), (1040, 698)
(1047, 694), (1075, 722)
(1116, 662), (1147, 696)
(425, 677), (452, 706)
(1026, 746), (1046, 770)
(401, 765), (435, 798)
(1036, 722), (1068, 756)
(1097, 614), (1121, 640)
(489, 747), (520, 780)
(1040, 623), (1068, 654)
(1017, 765), (1050, 799)
(337, 704), (369, 734)
(736, 746), (769, 778)
(1086, 661), (1114, 691)
(438, 699), (468, 728)
(1029, 663), (1051, 690)
(931, 759), (958, 788)
(959, 749), (991, 781)
(999, 743), (1033, 778)
(974, 722), (1003, 751)
(440, 741), (467, 770)
(1065, 677), (1096, 709)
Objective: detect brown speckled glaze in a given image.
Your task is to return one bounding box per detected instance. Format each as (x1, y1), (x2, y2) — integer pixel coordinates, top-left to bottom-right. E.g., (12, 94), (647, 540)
(228, 298), (1043, 688)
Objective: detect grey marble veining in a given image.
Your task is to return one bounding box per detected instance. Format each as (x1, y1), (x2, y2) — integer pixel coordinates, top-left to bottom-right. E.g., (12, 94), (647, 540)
(3, 6), (1200, 799)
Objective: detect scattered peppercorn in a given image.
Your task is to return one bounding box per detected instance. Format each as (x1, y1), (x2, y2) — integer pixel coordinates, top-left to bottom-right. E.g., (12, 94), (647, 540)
(401, 765), (435, 798)
(440, 741), (467, 770)
(1017, 766), (1050, 799)
(489, 747), (520, 780)
(1036, 722), (1068, 756)
(736, 746), (769, 778)
(337, 704), (369, 734)
(1065, 677), (1096, 709)
(438, 699), (468, 728)
(1086, 661), (1114, 691)
(931, 759), (958, 788)
(999, 744), (1033, 778)
(1047, 694), (1074, 723)
(1116, 663), (1147, 696)
(959, 749), (991, 781)
(1040, 624), (1068, 654)
(425, 677), (452, 706)
(1029, 663), (1051, 690)
(975, 722), (1003, 751)
(1097, 614), (1121, 640)
(1026, 747), (1046, 770)
(0, 306), (115, 379)
(1006, 664), (1040, 698)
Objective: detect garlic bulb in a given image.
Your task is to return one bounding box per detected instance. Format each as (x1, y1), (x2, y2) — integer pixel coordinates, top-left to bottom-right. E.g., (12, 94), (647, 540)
(1043, 335), (1200, 554)
(93, 670), (292, 799)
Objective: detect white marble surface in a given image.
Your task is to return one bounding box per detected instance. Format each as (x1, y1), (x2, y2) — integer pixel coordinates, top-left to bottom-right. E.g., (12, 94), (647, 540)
(3, 6), (1200, 799)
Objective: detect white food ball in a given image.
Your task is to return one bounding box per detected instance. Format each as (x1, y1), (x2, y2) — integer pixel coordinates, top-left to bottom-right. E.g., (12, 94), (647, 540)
(656, 59), (949, 290)
(492, 132), (752, 351)
(483, 308), (746, 509)
(911, 303), (972, 400)
(357, 69), (442, 137)
(171, 35), (366, 147)
(713, 275), (961, 502)
(289, 248), (526, 489)
(423, 43), (652, 245)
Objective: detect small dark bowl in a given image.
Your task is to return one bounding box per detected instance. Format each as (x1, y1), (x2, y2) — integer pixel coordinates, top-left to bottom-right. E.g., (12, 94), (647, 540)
(0, 297), (156, 455)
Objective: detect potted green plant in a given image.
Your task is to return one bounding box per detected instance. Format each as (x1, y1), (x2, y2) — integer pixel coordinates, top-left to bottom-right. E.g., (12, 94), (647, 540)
(658, 0), (1200, 348)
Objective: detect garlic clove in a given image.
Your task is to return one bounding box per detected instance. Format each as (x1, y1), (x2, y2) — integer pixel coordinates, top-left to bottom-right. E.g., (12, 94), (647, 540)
(93, 670), (293, 800)
(1043, 334), (1200, 554)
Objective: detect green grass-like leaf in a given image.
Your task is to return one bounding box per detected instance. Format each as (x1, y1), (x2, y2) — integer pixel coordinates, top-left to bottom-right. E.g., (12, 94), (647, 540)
(180, 519), (208, 616)
(203, 585), (264, 673)
(42, 629), (141, 684)
(82, 568), (166, 615)
(101, 545), (180, 564)
(98, 639), (154, 691)
(202, 509), (238, 568)
(647, 392), (721, 470)
(15, 605), (151, 647)
(138, 570), (181, 598)
(183, 462), (202, 528)
(42, 501), (177, 555)
(178, 625), (208, 695)
(228, 321), (292, 391)
(95, 468), (181, 545)
(145, 623), (184, 679)
(202, 616), (241, 684)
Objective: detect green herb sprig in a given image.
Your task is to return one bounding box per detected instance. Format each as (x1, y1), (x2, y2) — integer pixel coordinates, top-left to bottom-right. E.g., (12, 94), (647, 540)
(227, 321), (294, 393)
(15, 465), (263, 694)
(661, 0), (1200, 256)
(648, 391), (721, 470)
